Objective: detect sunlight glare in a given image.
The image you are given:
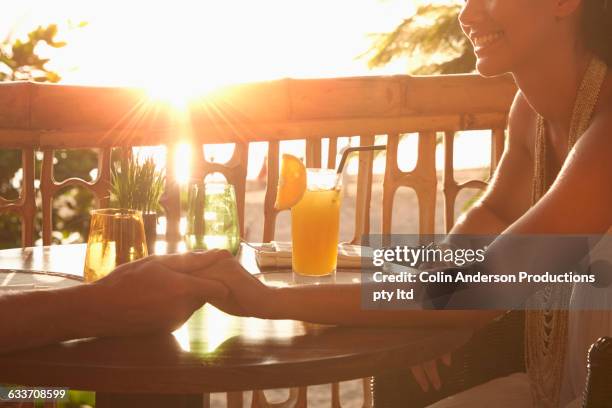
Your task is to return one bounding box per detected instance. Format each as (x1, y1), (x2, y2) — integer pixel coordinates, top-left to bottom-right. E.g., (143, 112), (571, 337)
(146, 76), (220, 111)
(174, 143), (192, 185)
(173, 324), (191, 352)
(203, 306), (235, 353)
(146, 82), (191, 111)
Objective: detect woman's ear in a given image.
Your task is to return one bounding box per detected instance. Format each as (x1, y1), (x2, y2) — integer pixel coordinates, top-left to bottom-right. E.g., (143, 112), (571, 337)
(554, 0), (583, 18)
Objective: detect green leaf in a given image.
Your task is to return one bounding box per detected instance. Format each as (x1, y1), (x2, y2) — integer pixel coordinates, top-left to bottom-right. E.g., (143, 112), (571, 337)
(1, 23), (67, 83)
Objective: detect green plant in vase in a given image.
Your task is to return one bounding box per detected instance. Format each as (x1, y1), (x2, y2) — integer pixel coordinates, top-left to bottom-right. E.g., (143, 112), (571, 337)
(110, 154), (165, 253)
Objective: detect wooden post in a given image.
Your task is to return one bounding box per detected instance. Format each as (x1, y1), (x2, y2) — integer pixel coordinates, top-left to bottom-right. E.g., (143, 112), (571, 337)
(263, 141), (280, 243)
(443, 131), (459, 232)
(352, 135), (375, 244)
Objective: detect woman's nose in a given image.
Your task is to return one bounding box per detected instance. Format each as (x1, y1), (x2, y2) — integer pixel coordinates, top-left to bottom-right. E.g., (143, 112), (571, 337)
(459, 0), (485, 32)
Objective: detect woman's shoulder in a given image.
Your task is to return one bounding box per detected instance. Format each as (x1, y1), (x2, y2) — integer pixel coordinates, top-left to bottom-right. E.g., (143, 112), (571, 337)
(593, 71), (612, 125)
(586, 71), (612, 142)
(572, 73), (612, 176)
(508, 91), (536, 128)
(506, 90), (536, 151)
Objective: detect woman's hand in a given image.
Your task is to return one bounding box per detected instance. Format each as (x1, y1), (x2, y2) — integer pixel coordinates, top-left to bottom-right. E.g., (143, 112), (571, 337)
(88, 250), (232, 337)
(410, 353), (452, 392)
(189, 254), (275, 318)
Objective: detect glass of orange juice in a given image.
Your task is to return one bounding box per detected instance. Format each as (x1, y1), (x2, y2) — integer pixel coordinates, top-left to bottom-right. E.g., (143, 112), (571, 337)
(291, 169), (342, 276)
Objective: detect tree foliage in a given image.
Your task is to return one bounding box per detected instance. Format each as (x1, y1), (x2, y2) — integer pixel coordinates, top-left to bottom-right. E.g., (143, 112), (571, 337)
(0, 24), (97, 249)
(0, 24), (66, 82)
(365, 4), (476, 75)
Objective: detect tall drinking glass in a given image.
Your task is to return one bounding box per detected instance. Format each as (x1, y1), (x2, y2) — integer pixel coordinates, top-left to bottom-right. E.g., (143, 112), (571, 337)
(83, 208), (147, 282)
(291, 169), (342, 276)
(185, 183), (240, 255)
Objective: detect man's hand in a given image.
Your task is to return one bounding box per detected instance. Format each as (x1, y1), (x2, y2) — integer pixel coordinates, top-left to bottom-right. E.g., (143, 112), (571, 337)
(0, 250), (233, 354)
(89, 250), (232, 337)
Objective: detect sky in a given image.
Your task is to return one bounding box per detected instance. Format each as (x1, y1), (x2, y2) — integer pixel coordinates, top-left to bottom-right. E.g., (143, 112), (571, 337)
(2, 0), (426, 87)
(2, 0), (489, 176)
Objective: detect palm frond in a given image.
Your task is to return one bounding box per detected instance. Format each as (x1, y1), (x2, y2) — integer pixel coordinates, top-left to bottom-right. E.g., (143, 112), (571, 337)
(363, 4), (475, 75)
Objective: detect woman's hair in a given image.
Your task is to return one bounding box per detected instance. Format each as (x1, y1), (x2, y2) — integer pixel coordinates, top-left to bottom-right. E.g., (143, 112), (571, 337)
(582, 0), (612, 66)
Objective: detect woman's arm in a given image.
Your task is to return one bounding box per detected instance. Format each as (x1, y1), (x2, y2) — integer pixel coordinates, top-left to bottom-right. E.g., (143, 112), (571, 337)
(200, 257), (500, 328)
(207, 94), (612, 326)
(270, 283), (500, 328)
(447, 91), (534, 237)
(499, 105), (612, 235)
(444, 104), (612, 308)
(202, 93), (540, 328)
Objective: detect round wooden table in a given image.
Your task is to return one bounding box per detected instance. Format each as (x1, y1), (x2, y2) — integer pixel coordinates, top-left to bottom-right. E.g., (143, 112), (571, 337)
(0, 243), (472, 407)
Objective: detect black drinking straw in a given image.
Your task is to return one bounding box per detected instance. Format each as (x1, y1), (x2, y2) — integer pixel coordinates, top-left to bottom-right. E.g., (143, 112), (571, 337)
(336, 145), (387, 175)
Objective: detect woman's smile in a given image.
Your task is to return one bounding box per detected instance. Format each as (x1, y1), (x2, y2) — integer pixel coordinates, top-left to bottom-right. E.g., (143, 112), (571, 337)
(471, 30), (506, 54)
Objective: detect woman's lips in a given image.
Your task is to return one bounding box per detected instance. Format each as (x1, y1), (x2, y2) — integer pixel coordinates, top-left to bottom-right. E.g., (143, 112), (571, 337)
(471, 31), (505, 51)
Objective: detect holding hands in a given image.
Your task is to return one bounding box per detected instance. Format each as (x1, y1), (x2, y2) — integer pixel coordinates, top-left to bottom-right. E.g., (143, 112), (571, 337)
(188, 253), (275, 318)
(89, 249), (275, 339)
(0, 249), (241, 353)
(88, 249), (236, 337)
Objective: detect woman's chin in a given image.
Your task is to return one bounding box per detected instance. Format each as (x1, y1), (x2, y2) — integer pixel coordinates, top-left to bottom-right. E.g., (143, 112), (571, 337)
(475, 58), (509, 78)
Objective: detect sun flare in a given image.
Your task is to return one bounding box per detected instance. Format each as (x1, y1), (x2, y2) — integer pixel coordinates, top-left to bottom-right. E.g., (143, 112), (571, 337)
(145, 76), (224, 111)
(174, 142), (193, 185)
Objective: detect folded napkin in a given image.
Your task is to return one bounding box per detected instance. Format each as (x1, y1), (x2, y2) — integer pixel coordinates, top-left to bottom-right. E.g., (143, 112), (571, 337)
(251, 241), (370, 270)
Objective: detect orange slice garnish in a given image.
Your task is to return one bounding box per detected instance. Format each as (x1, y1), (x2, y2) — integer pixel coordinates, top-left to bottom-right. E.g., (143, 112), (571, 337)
(274, 154), (307, 210)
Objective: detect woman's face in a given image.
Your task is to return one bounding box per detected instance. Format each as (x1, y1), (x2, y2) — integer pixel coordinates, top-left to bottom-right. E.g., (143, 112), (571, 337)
(459, 0), (563, 76)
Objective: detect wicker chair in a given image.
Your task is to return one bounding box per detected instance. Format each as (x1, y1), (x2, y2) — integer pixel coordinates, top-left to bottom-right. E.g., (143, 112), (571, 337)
(583, 336), (612, 408)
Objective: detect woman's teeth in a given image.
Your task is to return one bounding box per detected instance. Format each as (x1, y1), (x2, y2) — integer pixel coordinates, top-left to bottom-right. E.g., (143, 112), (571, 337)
(473, 32), (504, 48)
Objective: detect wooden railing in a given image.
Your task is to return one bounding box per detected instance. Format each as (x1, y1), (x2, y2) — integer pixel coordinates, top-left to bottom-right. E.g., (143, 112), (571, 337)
(0, 74), (517, 406)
